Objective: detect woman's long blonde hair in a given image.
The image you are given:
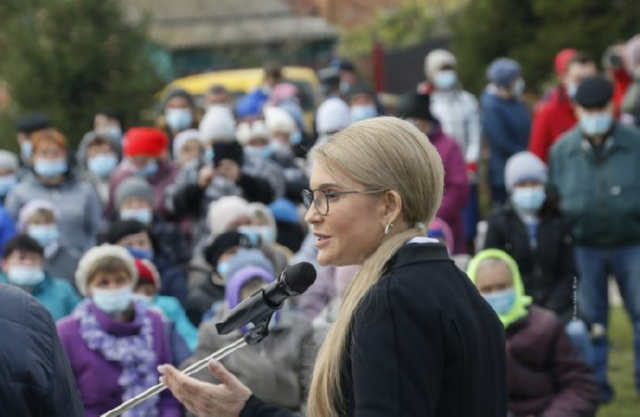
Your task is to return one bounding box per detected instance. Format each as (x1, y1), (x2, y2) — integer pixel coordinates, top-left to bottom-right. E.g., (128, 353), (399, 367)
(306, 116), (444, 417)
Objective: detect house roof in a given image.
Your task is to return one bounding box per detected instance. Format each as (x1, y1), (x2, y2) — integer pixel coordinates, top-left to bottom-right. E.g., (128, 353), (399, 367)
(121, 0), (338, 50)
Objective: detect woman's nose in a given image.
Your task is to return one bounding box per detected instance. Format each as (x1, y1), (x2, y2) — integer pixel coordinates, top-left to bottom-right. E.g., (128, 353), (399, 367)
(303, 205), (322, 225)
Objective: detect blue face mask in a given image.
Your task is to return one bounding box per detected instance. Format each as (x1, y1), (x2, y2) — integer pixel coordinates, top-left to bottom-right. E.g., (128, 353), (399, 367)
(483, 288), (516, 315)
(579, 112), (612, 137)
(125, 246), (154, 260)
(120, 208), (153, 224)
(350, 105), (378, 122)
(28, 224), (59, 248)
(204, 147), (214, 163)
(245, 146), (271, 160)
(433, 70), (457, 90)
(93, 285), (133, 313)
(238, 225), (262, 246)
(34, 158), (67, 178)
(137, 160), (158, 177)
(20, 141), (32, 161)
(217, 260), (231, 279)
(511, 185), (546, 212)
(7, 265), (45, 287)
(0, 174), (17, 196)
(290, 131), (302, 146)
(88, 154), (118, 178)
(166, 108), (193, 132)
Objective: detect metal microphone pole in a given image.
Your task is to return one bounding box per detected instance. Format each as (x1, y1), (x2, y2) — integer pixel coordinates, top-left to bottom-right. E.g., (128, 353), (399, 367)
(100, 313), (274, 417)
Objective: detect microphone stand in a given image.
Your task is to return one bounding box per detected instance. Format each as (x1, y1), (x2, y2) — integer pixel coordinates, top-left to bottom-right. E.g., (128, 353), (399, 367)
(100, 312), (275, 417)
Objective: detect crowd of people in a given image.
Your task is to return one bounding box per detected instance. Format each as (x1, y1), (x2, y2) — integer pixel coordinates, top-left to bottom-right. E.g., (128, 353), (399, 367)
(3, 33), (640, 417)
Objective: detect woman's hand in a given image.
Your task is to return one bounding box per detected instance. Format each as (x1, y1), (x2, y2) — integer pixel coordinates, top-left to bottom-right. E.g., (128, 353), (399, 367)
(158, 360), (252, 417)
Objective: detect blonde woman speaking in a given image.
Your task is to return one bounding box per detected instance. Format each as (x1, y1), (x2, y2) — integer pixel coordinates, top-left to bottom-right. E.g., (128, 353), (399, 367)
(159, 117), (507, 417)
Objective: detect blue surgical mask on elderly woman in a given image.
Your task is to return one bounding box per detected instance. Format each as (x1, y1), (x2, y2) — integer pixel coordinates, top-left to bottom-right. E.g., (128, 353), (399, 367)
(88, 154), (118, 178)
(350, 105), (378, 122)
(433, 70), (457, 90)
(166, 108), (193, 132)
(579, 111), (612, 137)
(28, 224), (59, 248)
(34, 158), (67, 178)
(93, 285), (133, 313)
(7, 265), (45, 287)
(483, 288), (516, 316)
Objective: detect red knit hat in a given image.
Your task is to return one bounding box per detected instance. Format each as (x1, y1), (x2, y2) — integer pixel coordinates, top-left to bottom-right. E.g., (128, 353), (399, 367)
(123, 127), (168, 157)
(134, 258), (161, 290)
(554, 48), (578, 77)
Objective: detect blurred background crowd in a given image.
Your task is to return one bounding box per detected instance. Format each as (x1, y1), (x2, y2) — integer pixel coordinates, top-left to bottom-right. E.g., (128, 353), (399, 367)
(2, 1), (640, 417)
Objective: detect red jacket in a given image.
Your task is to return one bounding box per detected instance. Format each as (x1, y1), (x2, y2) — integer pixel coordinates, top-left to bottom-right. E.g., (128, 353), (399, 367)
(528, 86), (577, 162)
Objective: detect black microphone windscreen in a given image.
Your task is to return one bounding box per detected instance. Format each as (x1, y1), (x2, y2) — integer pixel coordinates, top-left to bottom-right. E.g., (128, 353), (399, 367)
(283, 262), (317, 294)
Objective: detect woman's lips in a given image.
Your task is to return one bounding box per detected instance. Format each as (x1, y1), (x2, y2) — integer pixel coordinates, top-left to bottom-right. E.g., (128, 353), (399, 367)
(314, 233), (331, 248)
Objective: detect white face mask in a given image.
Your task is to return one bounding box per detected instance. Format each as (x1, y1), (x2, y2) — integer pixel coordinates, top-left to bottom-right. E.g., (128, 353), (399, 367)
(92, 285), (133, 313)
(6, 265), (45, 287)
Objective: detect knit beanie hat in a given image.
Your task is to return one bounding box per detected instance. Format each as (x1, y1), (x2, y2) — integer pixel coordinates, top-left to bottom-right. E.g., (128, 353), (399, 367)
(75, 244), (138, 296)
(123, 127), (168, 157)
(172, 129), (201, 157)
(213, 141), (244, 167)
(16, 112), (50, 134)
(315, 97), (350, 135)
(264, 106), (296, 134)
(207, 196), (252, 236)
(0, 150), (18, 172)
(425, 49), (456, 78)
(236, 120), (269, 145)
(199, 105), (237, 143)
(225, 265), (274, 310)
(487, 58), (521, 87)
(554, 48), (578, 77)
(134, 258), (161, 290)
(504, 151), (548, 191)
(221, 248), (275, 282)
(114, 176), (154, 210)
(18, 199), (59, 231)
(268, 198), (299, 223)
(396, 92), (437, 122)
(203, 231), (251, 267)
(574, 75), (614, 109)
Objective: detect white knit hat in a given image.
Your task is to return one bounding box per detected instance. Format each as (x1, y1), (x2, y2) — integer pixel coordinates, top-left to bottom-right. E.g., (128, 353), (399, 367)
(315, 97), (350, 135)
(236, 120), (269, 145)
(504, 151), (548, 192)
(199, 105), (236, 143)
(0, 150), (18, 171)
(172, 128), (201, 157)
(425, 49), (457, 79)
(264, 106), (296, 135)
(18, 199), (59, 231)
(75, 244), (138, 296)
(207, 196), (252, 236)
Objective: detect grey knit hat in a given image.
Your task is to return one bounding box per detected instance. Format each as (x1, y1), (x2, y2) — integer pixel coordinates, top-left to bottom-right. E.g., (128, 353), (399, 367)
(75, 244), (138, 296)
(114, 176), (153, 210)
(504, 151), (548, 191)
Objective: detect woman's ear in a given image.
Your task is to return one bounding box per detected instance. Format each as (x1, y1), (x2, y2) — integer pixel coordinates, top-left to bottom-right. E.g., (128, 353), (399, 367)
(380, 190), (403, 226)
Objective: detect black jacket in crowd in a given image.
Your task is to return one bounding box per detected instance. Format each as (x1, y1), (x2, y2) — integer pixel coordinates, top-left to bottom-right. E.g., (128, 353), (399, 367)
(240, 242), (507, 417)
(0, 283), (84, 416)
(484, 204), (576, 321)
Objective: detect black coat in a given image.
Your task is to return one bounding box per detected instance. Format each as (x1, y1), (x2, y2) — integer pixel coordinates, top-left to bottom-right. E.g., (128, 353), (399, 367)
(241, 242), (507, 417)
(0, 283), (84, 416)
(484, 205), (576, 321)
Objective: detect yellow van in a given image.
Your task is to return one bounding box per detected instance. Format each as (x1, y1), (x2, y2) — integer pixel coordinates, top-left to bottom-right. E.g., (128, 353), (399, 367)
(163, 66), (320, 130)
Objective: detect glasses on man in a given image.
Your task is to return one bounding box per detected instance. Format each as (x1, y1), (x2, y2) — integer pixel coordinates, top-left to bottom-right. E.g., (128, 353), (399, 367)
(302, 188), (385, 216)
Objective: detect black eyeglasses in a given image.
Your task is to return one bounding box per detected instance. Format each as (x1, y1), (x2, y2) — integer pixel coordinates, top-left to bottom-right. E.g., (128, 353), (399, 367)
(302, 188), (385, 216)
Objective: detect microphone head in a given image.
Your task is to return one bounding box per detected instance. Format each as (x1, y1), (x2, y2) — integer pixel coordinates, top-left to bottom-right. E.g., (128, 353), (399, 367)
(282, 262), (316, 294)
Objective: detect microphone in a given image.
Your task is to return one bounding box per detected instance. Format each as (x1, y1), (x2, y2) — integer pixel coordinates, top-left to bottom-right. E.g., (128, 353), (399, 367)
(216, 262), (316, 335)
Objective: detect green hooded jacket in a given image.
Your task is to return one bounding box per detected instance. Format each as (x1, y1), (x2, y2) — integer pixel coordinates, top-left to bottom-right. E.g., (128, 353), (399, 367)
(467, 249), (532, 328)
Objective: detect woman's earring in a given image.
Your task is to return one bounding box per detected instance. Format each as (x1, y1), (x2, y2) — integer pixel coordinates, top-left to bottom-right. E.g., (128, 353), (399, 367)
(384, 223), (393, 235)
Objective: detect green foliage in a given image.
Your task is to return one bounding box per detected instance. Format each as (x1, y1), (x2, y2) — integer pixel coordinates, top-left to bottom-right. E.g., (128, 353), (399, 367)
(340, 1), (437, 57)
(450, 0), (640, 94)
(0, 0), (163, 148)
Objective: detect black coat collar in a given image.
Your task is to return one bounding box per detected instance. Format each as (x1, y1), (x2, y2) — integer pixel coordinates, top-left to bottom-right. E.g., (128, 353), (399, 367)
(386, 241), (451, 272)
